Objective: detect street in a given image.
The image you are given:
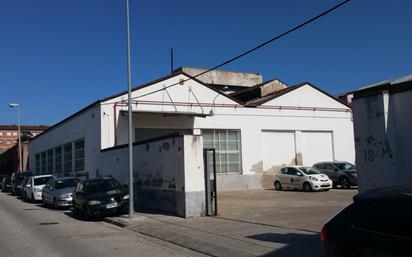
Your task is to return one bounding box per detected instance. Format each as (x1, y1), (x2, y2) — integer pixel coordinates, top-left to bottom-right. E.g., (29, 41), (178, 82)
(0, 192), (206, 257)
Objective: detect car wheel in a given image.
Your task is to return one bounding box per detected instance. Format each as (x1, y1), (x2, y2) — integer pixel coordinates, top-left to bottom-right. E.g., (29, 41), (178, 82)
(54, 198), (59, 210)
(340, 177), (351, 189)
(274, 181), (282, 191)
(303, 182), (312, 192)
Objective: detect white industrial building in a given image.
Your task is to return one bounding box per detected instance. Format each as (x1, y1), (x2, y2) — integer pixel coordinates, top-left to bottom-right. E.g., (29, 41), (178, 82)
(29, 67), (355, 217)
(352, 74), (412, 192)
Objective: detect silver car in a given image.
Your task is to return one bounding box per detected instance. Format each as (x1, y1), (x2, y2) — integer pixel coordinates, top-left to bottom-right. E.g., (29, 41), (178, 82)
(274, 166), (332, 192)
(42, 177), (80, 209)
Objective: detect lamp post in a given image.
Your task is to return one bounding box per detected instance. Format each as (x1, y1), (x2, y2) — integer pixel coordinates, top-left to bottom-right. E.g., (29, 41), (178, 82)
(125, 0), (134, 217)
(9, 103), (22, 172)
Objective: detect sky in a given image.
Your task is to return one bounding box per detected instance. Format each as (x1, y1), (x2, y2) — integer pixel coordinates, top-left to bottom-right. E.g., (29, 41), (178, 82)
(0, 0), (411, 126)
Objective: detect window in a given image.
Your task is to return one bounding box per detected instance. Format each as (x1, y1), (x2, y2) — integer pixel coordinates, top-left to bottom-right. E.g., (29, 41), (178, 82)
(0, 131), (2, 136)
(202, 130), (242, 174)
(55, 146), (62, 175)
(6, 132), (11, 136)
(12, 132), (17, 136)
(6, 141), (11, 145)
(74, 138), (85, 171)
(0, 140), (2, 144)
(35, 154), (40, 173)
(64, 142), (72, 175)
(41, 152), (47, 174)
(47, 149), (54, 174)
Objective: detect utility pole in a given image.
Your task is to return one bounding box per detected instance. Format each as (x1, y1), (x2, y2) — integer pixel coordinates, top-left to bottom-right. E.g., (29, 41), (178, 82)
(125, 0), (134, 217)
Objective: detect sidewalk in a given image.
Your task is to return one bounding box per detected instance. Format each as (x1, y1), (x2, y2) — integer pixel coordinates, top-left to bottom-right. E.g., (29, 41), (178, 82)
(104, 213), (321, 257)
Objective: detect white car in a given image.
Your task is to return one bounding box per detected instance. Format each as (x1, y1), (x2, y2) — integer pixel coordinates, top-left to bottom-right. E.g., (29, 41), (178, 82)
(274, 166), (332, 192)
(23, 175), (54, 201)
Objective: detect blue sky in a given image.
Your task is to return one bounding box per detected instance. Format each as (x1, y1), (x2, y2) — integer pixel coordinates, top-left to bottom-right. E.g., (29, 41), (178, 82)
(1, 0), (411, 125)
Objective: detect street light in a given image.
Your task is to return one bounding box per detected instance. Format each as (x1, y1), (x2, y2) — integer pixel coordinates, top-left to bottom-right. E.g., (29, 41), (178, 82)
(125, 0), (134, 217)
(9, 103), (22, 172)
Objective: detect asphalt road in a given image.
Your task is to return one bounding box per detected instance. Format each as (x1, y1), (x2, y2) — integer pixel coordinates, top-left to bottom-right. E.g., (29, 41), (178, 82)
(0, 192), (206, 257)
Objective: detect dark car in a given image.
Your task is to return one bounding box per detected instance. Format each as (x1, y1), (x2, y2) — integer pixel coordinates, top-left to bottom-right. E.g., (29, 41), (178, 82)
(1, 176), (12, 192)
(72, 177), (129, 220)
(11, 171), (33, 195)
(313, 162), (357, 189)
(321, 186), (412, 257)
(0, 175), (7, 187)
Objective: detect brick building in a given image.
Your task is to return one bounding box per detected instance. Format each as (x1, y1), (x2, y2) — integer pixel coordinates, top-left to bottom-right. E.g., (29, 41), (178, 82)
(0, 125), (48, 153)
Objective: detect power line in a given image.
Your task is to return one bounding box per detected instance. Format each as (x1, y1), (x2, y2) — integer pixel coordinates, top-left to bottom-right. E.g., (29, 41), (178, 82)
(132, 0), (352, 100)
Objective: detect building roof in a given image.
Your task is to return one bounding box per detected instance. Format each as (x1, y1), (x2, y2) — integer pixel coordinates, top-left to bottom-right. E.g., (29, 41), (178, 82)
(353, 73), (412, 99)
(0, 125), (49, 131)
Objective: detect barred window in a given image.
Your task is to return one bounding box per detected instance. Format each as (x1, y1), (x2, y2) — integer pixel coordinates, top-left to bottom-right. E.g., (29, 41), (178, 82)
(41, 151), (47, 174)
(47, 149), (54, 174)
(202, 130), (242, 174)
(35, 153), (40, 174)
(55, 146), (62, 175)
(74, 138), (85, 171)
(64, 142), (72, 175)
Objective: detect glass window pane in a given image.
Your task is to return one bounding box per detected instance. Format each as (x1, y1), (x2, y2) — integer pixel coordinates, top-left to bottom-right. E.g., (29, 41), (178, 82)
(228, 131), (239, 141)
(227, 141), (238, 151)
(228, 153), (239, 162)
(229, 163), (240, 173)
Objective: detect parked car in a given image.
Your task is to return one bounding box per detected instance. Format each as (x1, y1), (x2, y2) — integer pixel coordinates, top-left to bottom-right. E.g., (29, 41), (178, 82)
(11, 171), (33, 195)
(1, 176), (12, 192)
(72, 177), (129, 219)
(22, 175), (54, 202)
(20, 176), (31, 199)
(321, 186), (412, 257)
(313, 161), (357, 189)
(42, 177), (80, 209)
(274, 166), (332, 192)
(0, 175), (7, 187)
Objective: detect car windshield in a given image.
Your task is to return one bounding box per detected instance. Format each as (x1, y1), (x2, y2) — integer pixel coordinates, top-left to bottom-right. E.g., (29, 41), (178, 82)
(55, 179), (79, 189)
(335, 162), (355, 170)
(299, 167), (321, 175)
(34, 176), (53, 186)
(84, 179), (121, 194)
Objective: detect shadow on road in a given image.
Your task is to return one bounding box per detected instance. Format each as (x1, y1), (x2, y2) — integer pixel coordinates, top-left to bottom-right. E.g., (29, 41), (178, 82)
(246, 232), (322, 257)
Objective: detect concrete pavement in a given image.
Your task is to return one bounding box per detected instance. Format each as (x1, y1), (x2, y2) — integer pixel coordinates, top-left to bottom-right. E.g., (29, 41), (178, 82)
(105, 189), (356, 257)
(0, 192), (207, 257)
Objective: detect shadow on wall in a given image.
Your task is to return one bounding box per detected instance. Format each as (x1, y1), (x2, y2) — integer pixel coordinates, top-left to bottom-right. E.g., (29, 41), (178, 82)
(247, 232), (321, 257)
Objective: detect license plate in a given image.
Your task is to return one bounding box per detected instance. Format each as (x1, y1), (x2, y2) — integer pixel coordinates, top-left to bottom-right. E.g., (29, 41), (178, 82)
(106, 202), (118, 209)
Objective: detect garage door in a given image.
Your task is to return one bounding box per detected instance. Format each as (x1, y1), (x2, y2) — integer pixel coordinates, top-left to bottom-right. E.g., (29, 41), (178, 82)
(300, 131), (333, 166)
(262, 131), (296, 171)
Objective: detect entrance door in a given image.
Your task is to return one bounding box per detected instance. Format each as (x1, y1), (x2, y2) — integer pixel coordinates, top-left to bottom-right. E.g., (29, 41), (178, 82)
(203, 148), (217, 216)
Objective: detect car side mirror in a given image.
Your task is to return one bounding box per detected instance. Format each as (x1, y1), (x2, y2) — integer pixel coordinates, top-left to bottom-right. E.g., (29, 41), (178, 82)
(296, 172), (302, 176)
(26, 184), (31, 188)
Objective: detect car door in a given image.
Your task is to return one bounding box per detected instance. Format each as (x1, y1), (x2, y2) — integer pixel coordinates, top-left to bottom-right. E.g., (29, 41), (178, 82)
(43, 182), (52, 203)
(287, 168), (301, 188)
(278, 168), (289, 187)
(325, 163), (339, 181)
(24, 178), (32, 197)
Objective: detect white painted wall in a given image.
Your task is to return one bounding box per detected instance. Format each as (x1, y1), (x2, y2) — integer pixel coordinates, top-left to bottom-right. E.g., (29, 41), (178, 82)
(29, 106), (101, 176)
(100, 75), (354, 180)
(30, 73), (355, 192)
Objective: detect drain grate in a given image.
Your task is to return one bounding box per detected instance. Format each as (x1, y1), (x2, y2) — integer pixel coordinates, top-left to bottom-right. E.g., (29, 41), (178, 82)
(38, 222), (59, 225)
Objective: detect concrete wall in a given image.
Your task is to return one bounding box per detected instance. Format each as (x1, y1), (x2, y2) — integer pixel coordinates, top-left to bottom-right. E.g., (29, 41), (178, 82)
(353, 89), (412, 191)
(179, 67), (262, 87)
(99, 134), (205, 217)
